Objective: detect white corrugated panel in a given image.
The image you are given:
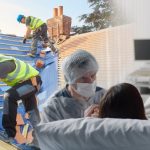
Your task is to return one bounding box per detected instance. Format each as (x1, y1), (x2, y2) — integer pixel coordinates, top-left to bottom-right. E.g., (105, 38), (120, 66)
(58, 24), (134, 89)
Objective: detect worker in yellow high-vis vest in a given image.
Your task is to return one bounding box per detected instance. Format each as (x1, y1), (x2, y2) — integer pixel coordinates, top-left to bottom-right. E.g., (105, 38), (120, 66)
(17, 14), (57, 57)
(0, 54), (42, 139)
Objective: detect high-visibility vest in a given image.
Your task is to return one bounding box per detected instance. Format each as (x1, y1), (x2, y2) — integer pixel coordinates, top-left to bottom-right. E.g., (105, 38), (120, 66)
(28, 16), (44, 30)
(0, 54), (39, 86)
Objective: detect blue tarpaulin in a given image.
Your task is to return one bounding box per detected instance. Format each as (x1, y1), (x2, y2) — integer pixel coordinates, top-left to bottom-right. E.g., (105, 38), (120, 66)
(0, 33), (58, 149)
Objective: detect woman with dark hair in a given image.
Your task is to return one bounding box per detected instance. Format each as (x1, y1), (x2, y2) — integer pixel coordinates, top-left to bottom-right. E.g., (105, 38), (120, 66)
(99, 83), (147, 119)
(85, 83), (147, 120)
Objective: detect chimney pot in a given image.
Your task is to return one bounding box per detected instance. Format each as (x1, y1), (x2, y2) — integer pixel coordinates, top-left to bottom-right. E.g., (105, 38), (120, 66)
(53, 8), (58, 17)
(58, 6), (63, 16)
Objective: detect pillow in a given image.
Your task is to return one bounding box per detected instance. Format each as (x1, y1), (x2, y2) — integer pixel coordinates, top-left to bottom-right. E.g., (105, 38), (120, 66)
(35, 118), (150, 150)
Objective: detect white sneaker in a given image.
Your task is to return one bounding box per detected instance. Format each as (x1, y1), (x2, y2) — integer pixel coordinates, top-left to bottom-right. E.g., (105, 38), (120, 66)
(42, 47), (51, 52)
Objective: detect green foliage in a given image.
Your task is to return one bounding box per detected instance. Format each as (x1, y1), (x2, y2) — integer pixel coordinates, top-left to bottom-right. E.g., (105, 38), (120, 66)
(79, 0), (127, 31)
(79, 0), (113, 30)
(72, 0), (127, 34)
(71, 25), (93, 34)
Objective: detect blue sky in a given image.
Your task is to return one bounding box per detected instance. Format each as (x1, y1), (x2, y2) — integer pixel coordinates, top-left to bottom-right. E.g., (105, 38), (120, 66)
(0, 0), (91, 36)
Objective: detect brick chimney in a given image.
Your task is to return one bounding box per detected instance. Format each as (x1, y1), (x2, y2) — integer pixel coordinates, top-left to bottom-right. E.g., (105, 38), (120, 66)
(47, 6), (72, 43)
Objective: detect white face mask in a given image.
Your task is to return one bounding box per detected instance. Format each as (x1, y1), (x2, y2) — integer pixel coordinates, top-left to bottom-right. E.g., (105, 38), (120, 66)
(75, 81), (96, 98)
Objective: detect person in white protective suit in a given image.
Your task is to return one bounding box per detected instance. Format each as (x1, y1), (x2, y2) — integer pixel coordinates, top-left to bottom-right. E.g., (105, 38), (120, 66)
(39, 49), (106, 123)
(29, 49), (105, 123)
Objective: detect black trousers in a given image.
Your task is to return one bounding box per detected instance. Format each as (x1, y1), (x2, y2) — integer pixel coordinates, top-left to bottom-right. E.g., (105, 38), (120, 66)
(2, 76), (42, 138)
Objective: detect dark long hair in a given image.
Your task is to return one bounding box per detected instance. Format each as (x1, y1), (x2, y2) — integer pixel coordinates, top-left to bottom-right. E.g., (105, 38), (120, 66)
(99, 83), (147, 120)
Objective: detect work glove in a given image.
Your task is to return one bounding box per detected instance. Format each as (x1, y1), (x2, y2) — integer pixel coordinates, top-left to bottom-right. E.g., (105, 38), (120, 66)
(23, 38), (27, 44)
